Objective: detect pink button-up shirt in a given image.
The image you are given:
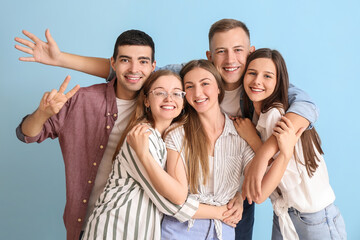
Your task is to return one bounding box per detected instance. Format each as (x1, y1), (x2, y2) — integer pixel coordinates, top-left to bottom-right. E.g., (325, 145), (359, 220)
(17, 78), (119, 240)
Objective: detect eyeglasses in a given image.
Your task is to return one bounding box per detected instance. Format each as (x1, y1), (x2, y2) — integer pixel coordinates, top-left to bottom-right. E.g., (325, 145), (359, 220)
(148, 90), (186, 99)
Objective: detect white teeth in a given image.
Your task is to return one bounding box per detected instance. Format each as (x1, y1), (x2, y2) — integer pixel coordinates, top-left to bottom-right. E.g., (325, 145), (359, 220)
(251, 88), (264, 92)
(224, 67), (239, 72)
(127, 77), (140, 80)
(195, 99), (206, 103)
(161, 106), (175, 109)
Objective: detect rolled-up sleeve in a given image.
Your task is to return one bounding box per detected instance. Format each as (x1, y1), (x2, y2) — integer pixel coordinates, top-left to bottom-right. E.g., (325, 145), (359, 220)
(287, 84), (319, 128)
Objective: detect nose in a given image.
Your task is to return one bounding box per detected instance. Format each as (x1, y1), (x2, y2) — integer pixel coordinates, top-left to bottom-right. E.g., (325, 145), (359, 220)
(129, 61), (139, 73)
(226, 50), (236, 64)
(194, 85), (202, 97)
(253, 75), (261, 85)
(164, 93), (174, 102)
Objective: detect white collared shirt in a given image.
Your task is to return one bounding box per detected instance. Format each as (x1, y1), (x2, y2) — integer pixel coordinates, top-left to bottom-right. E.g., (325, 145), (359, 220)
(165, 114), (255, 239)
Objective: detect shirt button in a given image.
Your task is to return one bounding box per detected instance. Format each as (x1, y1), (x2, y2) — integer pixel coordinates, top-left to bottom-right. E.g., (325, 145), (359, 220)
(93, 162), (97, 166)
(113, 113), (117, 117)
(83, 199), (87, 203)
(77, 218), (82, 222)
(107, 112), (110, 116)
(100, 145), (104, 149)
(106, 125), (110, 129)
(88, 180), (92, 184)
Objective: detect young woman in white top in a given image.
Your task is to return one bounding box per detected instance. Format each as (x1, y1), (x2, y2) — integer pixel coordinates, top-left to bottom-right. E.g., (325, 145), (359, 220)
(235, 48), (346, 240)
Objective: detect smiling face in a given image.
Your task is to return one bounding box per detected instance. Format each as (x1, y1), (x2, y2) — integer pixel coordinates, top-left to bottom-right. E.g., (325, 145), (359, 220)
(206, 27), (254, 91)
(144, 75), (184, 125)
(183, 67), (221, 115)
(243, 58), (277, 106)
(111, 45), (156, 100)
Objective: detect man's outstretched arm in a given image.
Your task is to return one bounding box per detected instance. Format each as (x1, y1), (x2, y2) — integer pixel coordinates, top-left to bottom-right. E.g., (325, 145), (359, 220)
(15, 29), (110, 79)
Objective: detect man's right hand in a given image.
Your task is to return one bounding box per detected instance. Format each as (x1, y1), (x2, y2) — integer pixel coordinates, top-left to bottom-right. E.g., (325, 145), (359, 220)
(15, 29), (62, 66)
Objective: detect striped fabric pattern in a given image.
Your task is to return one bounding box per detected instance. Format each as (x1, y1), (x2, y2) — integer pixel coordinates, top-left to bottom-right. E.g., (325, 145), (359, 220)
(165, 114), (255, 239)
(82, 128), (199, 240)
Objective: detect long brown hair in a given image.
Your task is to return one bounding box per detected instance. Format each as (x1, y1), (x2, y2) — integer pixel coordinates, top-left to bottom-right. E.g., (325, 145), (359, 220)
(179, 59), (224, 194)
(241, 48), (323, 177)
(112, 70), (186, 160)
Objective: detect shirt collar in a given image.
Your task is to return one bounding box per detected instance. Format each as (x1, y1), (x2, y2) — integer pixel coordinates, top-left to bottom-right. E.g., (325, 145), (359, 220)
(105, 77), (118, 115)
(221, 113), (238, 136)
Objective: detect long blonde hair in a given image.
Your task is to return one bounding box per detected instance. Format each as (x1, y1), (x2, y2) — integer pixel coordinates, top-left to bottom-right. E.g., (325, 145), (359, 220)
(179, 60), (224, 194)
(112, 70), (186, 160)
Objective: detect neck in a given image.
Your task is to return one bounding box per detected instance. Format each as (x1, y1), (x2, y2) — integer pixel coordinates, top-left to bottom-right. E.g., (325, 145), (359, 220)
(116, 84), (137, 100)
(224, 81), (241, 91)
(253, 101), (262, 116)
(154, 119), (172, 135)
(198, 105), (225, 138)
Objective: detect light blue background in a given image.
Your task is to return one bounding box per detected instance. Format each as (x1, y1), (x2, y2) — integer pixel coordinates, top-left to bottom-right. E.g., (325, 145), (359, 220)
(1, 0), (359, 239)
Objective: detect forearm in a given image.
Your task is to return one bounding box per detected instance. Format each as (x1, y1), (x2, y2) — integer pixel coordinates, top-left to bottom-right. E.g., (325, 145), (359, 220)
(283, 112), (309, 132)
(256, 153), (290, 203)
(252, 112), (307, 165)
(246, 135), (263, 153)
(193, 203), (225, 220)
(21, 109), (49, 137)
(140, 153), (187, 205)
(58, 52), (110, 79)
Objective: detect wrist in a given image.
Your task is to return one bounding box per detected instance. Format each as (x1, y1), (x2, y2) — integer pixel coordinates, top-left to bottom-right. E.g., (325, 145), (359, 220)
(34, 107), (53, 122)
(57, 52), (67, 67)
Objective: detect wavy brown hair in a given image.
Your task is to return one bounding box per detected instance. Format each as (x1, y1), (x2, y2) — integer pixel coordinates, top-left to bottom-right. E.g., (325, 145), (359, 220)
(179, 59), (224, 194)
(241, 48), (323, 177)
(112, 70), (187, 160)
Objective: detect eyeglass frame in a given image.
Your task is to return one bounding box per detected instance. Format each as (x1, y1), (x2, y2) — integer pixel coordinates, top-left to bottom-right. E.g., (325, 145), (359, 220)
(147, 89), (186, 99)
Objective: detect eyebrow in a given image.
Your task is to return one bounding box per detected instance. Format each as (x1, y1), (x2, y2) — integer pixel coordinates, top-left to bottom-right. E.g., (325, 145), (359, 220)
(152, 87), (183, 91)
(214, 45), (245, 51)
(138, 56), (151, 61)
(248, 68), (275, 75)
(118, 55), (151, 61)
(184, 78), (211, 85)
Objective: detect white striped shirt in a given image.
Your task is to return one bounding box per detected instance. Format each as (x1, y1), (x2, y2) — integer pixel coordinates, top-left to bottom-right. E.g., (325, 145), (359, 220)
(165, 114), (255, 239)
(82, 128), (199, 240)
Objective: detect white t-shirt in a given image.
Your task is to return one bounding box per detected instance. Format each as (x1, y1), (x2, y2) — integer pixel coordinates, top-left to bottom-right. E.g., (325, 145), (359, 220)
(83, 97), (136, 227)
(220, 86), (242, 117)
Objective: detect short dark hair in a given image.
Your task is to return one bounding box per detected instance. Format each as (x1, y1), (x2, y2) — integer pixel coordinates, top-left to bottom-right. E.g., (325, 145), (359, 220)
(112, 30), (155, 62)
(208, 19), (250, 46)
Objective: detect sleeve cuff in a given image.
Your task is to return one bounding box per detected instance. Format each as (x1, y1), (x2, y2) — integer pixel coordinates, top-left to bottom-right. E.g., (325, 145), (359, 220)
(286, 102), (319, 129)
(172, 195), (199, 223)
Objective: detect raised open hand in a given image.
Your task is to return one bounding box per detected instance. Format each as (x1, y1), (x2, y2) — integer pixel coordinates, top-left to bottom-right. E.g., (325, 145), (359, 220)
(39, 76), (80, 118)
(15, 29), (62, 66)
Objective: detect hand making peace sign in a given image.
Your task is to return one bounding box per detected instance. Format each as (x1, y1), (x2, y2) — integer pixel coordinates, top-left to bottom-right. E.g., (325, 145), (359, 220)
(38, 75), (80, 118)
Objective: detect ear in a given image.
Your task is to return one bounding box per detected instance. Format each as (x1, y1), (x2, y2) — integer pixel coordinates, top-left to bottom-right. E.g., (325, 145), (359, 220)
(144, 98), (150, 108)
(110, 57), (116, 71)
(151, 60), (156, 72)
(250, 45), (255, 53)
(206, 51), (212, 61)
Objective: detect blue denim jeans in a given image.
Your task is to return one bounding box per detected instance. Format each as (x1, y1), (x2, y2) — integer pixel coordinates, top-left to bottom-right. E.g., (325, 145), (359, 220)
(272, 203), (346, 240)
(235, 199), (255, 240)
(161, 215), (235, 240)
